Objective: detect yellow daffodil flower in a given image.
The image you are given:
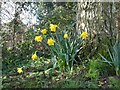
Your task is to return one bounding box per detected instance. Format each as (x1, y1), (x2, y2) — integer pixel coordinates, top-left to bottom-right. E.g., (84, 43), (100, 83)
(50, 24), (57, 32)
(17, 68), (23, 74)
(41, 29), (47, 34)
(80, 32), (88, 39)
(32, 53), (38, 60)
(64, 33), (68, 39)
(35, 36), (43, 42)
(47, 38), (55, 46)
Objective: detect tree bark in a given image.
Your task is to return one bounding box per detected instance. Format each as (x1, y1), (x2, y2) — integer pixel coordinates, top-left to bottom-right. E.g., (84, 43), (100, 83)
(117, 18), (120, 43)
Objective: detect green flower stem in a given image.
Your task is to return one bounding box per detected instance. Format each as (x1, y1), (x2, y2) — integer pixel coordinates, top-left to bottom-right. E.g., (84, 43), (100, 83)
(55, 30), (64, 53)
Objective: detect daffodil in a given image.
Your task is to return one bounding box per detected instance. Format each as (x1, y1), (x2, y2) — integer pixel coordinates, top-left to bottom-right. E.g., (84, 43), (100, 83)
(32, 53), (38, 60)
(35, 36), (43, 42)
(50, 24), (57, 32)
(17, 68), (23, 74)
(64, 33), (68, 39)
(41, 29), (47, 34)
(80, 32), (88, 39)
(47, 38), (55, 46)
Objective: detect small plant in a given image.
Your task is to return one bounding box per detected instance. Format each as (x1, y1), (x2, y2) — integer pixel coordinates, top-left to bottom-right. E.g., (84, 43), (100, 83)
(99, 42), (120, 76)
(86, 58), (101, 79)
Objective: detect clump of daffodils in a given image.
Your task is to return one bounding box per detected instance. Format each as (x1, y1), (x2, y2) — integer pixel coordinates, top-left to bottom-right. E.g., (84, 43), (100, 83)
(32, 53), (38, 60)
(35, 36), (43, 42)
(80, 32), (88, 39)
(17, 68), (23, 74)
(31, 23), (89, 72)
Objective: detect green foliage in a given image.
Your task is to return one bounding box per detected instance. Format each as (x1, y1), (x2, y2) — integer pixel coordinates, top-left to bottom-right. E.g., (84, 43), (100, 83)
(85, 80), (99, 88)
(55, 79), (81, 88)
(99, 42), (120, 76)
(85, 58), (107, 79)
(85, 59), (99, 79)
(108, 77), (120, 89)
(86, 60), (99, 79)
(37, 2), (76, 28)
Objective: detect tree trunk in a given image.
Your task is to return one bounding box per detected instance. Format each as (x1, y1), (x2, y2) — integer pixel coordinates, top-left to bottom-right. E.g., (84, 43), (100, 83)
(76, 2), (120, 58)
(0, 2), (2, 89)
(117, 18), (120, 43)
